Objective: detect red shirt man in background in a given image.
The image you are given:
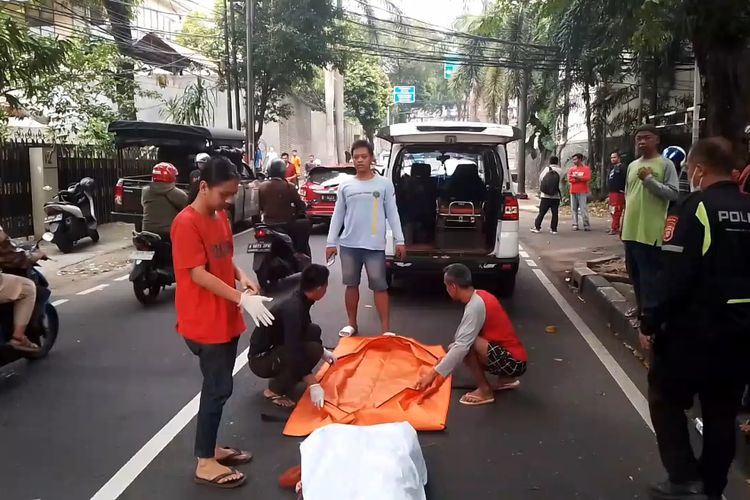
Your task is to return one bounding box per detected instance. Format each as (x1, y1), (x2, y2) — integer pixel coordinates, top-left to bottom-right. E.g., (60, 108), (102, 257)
(568, 153), (592, 231)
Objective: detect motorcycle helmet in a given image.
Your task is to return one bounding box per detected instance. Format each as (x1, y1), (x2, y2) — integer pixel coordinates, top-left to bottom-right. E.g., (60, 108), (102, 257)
(195, 152), (211, 167)
(663, 146), (686, 170)
(152, 162), (178, 183)
(78, 176), (96, 193)
(268, 158), (288, 179)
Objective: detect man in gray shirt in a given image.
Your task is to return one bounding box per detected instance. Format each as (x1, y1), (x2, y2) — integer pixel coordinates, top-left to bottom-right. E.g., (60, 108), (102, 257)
(415, 264), (527, 406)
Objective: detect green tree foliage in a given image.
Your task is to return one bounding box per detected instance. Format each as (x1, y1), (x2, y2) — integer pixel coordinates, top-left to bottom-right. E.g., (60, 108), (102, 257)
(0, 11), (69, 110)
(162, 77), (216, 126)
(344, 56), (390, 141)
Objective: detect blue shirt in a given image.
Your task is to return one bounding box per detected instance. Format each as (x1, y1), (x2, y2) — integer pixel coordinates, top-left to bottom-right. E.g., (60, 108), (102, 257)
(326, 174), (405, 250)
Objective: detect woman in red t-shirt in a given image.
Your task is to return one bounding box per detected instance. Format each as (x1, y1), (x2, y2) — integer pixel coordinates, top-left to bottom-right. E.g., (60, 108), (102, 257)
(171, 156), (274, 489)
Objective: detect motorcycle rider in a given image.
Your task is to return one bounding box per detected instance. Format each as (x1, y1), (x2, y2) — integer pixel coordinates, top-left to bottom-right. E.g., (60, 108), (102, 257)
(142, 162), (189, 269)
(0, 225), (45, 352)
(259, 158), (310, 255)
(188, 153), (212, 203)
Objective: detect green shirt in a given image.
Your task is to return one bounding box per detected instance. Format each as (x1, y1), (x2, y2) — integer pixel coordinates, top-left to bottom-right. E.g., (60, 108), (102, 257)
(621, 156), (679, 246)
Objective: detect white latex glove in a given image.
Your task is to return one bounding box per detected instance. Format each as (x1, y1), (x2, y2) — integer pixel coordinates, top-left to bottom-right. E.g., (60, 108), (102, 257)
(238, 292), (274, 327)
(310, 383), (325, 409)
(322, 348), (336, 365)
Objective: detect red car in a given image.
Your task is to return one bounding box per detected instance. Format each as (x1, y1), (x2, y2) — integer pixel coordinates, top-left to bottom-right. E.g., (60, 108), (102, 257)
(300, 165), (356, 224)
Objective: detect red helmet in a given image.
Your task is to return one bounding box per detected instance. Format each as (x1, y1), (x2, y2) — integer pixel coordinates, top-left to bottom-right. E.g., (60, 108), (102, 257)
(152, 162), (178, 183)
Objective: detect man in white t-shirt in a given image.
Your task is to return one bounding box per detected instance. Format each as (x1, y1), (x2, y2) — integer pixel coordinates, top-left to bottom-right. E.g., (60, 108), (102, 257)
(531, 156), (562, 234)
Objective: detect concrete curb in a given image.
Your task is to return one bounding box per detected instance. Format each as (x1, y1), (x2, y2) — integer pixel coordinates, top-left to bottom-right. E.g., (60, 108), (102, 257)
(571, 261), (750, 478)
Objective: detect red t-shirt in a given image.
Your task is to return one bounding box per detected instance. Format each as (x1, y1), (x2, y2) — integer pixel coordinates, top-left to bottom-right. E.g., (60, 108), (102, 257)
(285, 163), (297, 180)
(476, 290), (527, 361)
(171, 206), (245, 344)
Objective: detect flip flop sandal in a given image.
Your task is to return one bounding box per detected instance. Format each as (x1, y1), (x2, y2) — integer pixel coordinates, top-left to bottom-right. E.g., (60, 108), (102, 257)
(8, 337), (40, 353)
(194, 468), (246, 489)
(216, 447), (253, 466)
(459, 393), (495, 406)
(266, 394), (296, 409)
(338, 325), (357, 337)
(494, 380), (521, 392)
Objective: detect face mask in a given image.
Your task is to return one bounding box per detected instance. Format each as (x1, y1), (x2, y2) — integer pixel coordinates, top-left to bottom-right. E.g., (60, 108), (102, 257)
(690, 168), (703, 192)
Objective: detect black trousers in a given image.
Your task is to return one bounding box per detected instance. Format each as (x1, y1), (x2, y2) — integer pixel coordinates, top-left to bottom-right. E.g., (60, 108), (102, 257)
(648, 356), (744, 496)
(534, 198), (560, 231)
(249, 325), (323, 395)
(184, 337), (239, 459)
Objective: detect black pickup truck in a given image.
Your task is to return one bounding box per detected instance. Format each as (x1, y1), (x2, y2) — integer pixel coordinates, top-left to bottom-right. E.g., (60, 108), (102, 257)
(109, 121), (261, 231)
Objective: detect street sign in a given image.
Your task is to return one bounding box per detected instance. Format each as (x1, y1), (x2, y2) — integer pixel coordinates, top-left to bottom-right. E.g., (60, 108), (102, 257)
(393, 85), (415, 104)
(444, 63), (458, 80)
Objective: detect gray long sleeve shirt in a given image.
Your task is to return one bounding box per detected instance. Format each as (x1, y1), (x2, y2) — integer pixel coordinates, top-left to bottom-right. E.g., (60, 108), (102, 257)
(435, 293), (486, 377)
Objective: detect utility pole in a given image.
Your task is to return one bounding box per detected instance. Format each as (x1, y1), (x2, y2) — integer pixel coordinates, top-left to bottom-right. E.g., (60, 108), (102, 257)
(222, 0), (233, 128)
(334, 0), (345, 162)
(245, 0), (255, 165)
(516, 68), (530, 198)
(691, 60), (701, 144)
(230, 1), (242, 130)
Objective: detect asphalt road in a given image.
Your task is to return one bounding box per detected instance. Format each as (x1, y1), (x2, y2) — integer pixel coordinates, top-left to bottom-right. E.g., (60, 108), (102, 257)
(1, 222), (747, 500)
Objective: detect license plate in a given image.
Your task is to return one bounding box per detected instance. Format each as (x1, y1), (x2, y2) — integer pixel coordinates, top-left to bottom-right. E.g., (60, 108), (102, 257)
(247, 242), (272, 253)
(321, 194), (337, 202)
(44, 214), (63, 223)
(130, 251), (155, 261)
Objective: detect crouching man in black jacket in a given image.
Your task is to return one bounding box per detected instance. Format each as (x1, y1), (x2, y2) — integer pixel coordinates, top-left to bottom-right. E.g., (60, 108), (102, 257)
(248, 264), (336, 409)
(641, 137), (750, 500)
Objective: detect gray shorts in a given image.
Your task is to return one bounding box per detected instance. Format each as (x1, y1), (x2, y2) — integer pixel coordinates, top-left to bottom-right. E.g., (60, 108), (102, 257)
(339, 246), (388, 291)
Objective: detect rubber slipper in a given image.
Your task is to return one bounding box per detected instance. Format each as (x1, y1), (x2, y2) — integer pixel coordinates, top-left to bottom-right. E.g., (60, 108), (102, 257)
(459, 393), (495, 406)
(494, 380), (521, 392)
(216, 447), (253, 466)
(265, 393), (296, 409)
(8, 337), (40, 353)
(338, 325), (357, 337)
(194, 468), (246, 489)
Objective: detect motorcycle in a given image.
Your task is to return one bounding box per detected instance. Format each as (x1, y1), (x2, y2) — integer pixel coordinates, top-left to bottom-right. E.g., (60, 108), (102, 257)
(129, 231), (174, 305)
(0, 238), (60, 367)
(248, 220), (311, 292)
(43, 177), (99, 253)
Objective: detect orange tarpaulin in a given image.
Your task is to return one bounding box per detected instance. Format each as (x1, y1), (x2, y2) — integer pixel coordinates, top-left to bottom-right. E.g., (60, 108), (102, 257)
(283, 335), (452, 437)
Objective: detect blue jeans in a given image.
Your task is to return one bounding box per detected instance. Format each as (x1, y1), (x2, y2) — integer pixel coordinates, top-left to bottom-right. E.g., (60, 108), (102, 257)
(339, 246), (388, 291)
(624, 241), (662, 313)
(571, 193), (590, 229)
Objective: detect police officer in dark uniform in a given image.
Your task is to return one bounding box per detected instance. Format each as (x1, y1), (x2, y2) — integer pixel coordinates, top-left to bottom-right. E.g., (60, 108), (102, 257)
(187, 153), (211, 204)
(641, 137), (750, 500)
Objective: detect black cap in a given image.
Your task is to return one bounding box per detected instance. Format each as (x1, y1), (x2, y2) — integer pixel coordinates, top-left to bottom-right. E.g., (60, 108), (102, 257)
(635, 124), (659, 136)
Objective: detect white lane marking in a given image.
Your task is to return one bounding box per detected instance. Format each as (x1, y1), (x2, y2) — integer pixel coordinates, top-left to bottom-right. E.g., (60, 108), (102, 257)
(90, 347), (251, 500)
(529, 266), (654, 433)
(114, 274), (129, 282)
(51, 299), (69, 307)
(525, 259), (537, 267)
(519, 250), (529, 258)
(76, 284), (109, 296)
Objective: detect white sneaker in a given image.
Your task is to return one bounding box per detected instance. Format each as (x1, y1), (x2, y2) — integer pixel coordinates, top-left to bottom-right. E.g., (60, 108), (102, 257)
(530, 228), (541, 233)
(550, 230), (558, 235)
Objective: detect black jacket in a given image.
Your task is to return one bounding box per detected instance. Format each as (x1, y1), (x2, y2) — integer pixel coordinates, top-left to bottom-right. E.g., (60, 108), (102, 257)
(607, 163), (626, 193)
(642, 181), (750, 377)
(248, 290), (321, 379)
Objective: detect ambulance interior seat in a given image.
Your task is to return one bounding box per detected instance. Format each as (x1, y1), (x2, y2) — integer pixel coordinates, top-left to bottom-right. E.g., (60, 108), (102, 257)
(441, 163), (486, 208)
(401, 162), (436, 244)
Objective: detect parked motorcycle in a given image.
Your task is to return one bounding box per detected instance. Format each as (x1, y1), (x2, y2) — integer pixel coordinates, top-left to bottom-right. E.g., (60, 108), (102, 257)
(43, 177), (99, 253)
(248, 221), (311, 292)
(0, 238), (60, 367)
(129, 231), (174, 305)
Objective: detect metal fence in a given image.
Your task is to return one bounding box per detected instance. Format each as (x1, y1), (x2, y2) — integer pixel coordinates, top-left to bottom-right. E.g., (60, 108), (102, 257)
(57, 146), (155, 224)
(0, 142), (34, 238)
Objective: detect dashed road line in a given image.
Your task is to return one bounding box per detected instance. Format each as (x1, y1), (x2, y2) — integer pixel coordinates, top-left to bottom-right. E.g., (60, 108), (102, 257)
(114, 274), (130, 282)
(51, 299), (69, 307)
(77, 284), (110, 296)
(519, 250), (530, 258)
(525, 259), (537, 267)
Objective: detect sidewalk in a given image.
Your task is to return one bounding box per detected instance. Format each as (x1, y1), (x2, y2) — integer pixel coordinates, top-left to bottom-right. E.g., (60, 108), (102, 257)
(35, 223), (135, 289)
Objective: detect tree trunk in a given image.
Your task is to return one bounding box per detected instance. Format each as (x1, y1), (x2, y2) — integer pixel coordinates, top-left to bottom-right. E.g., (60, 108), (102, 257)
(558, 68), (571, 156)
(583, 81), (594, 167)
(696, 44), (749, 149)
(103, 0), (136, 120)
(516, 68), (530, 197)
(500, 90), (509, 124)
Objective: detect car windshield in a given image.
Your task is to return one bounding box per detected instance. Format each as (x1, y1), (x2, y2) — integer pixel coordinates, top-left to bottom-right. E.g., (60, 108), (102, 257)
(308, 167), (355, 185)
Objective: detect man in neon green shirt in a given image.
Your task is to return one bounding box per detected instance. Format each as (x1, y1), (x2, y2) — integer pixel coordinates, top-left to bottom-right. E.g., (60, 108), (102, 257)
(621, 124), (679, 319)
